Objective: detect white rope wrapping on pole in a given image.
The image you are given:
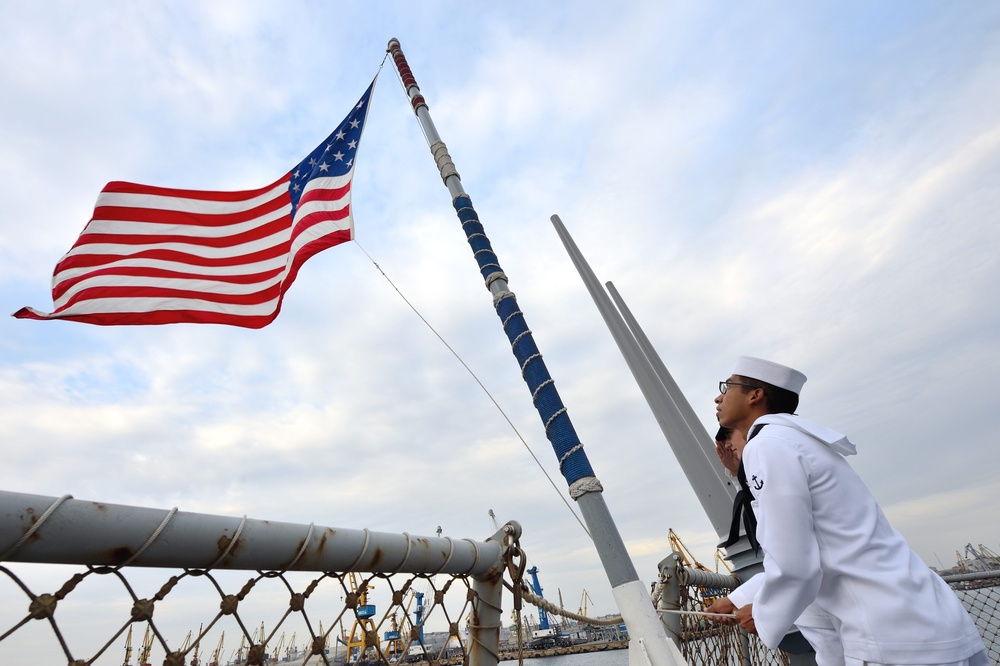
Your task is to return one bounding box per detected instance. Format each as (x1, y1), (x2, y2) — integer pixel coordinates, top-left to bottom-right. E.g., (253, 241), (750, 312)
(346, 528), (372, 571)
(568, 476), (604, 499)
(121, 507), (178, 568)
(0, 494), (73, 561)
(206, 514), (247, 569)
(428, 140), (458, 182)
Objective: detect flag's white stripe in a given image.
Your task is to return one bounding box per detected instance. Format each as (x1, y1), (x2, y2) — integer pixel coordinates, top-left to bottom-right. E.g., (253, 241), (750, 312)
(85, 203), (291, 238)
(60, 226), (294, 261)
(52, 273), (284, 310)
(302, 173), (353, 192)
(54, 295), (281, 317)
(293, 196), (350, 224)
(94, 180), (289, 215)
(288, 214), (355, 259)
(52, 255), (290, 285)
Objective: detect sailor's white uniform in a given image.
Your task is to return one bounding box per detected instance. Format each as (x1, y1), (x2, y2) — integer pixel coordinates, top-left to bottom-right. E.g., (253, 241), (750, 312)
(726, 413), (985, 665)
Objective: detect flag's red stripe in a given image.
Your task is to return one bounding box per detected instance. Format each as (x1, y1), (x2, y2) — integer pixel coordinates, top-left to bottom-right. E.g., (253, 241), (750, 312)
(290, 207), (351, 240)
(14, 307), (277, 328)
(101, 177), (289, 202)
(56, 283), (282, 311)
(281, 231), (353, 293)
(53, 243), (291, 273)
(299, 181), (350, 204)
(75, 217), (292, 249)
(51, 264), (286, 301)
(92, 193), (291, 227)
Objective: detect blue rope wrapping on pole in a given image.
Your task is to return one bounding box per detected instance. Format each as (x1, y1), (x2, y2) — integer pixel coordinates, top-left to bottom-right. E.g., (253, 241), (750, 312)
(453, 196), (595, 486)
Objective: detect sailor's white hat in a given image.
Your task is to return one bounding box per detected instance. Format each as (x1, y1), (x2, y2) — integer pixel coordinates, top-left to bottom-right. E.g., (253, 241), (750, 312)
(732, 356), (807, 395)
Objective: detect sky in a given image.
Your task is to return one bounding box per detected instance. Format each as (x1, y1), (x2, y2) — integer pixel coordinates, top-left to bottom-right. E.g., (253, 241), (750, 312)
(2, 1), (1000, 663)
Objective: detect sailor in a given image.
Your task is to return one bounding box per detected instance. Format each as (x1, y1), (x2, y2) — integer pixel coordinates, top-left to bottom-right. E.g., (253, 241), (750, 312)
(705, 356), (987, 666)
(715, 425), (843, 666)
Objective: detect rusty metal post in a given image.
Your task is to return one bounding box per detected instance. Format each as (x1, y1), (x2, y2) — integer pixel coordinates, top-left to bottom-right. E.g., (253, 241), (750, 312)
(657, 552), (683, 642)
(468, 522), (520, 666)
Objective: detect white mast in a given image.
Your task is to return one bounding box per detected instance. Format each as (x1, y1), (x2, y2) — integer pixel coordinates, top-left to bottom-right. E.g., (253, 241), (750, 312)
(387, 39), (688, 666)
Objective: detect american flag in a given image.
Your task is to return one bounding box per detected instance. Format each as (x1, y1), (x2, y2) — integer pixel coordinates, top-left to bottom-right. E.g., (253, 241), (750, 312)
(14, 79), (376, 328)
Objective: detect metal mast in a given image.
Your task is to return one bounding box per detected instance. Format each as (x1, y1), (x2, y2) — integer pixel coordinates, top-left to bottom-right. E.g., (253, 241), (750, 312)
(549, 215), (738, 540)
(387, 39), (686, 666)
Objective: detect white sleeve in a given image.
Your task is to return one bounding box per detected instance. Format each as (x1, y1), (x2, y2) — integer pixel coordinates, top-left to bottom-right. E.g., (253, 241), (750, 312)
(742, 436), (823, 649)
(727, 572), (762, 608)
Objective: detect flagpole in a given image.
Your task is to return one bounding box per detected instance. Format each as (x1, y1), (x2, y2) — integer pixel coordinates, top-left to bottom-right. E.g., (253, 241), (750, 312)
(387, 39), (686, 666)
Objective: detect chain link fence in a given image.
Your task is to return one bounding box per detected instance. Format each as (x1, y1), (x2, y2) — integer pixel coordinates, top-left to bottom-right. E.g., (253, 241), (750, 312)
(943, 571), (1000, 665)
(659, 559), (1000, 666)
(1, 564), (480, 665)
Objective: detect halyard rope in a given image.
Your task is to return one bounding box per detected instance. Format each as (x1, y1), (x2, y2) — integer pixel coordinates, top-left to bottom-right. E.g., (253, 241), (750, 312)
(354, 239), (592, 539)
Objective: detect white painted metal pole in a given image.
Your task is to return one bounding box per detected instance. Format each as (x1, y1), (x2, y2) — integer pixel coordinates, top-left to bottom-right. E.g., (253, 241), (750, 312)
(387, 39), (687, 666)
(0, 491), (502, 576)
(550, 215), (735, 540)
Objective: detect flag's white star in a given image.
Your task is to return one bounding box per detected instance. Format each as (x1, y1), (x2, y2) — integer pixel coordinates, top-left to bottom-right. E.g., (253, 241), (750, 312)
(319, 162), (330, 172)
(349, 119), (360, 129)
(333, 151), (345, 161)
(309, 158), (317, 166)
(348, 140), (357, 149)
(335, 130), (346, 141)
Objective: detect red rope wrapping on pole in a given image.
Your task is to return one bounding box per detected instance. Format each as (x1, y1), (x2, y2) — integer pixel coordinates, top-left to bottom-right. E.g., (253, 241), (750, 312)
(387, 38), (427, 114)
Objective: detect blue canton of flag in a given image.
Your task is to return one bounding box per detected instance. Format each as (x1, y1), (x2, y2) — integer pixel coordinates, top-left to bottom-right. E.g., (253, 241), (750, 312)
(289, 83), (373, 214)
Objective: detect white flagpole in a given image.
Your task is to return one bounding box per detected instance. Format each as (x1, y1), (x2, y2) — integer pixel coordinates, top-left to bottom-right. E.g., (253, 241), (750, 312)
(387, 39), (688, 666)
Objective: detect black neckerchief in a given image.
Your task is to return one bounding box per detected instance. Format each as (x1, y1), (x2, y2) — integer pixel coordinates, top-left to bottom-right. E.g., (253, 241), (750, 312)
(719, 424), (765, 554)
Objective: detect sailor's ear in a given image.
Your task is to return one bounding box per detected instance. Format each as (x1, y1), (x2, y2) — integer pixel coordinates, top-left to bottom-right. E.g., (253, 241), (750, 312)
(747, 387), (765, 405)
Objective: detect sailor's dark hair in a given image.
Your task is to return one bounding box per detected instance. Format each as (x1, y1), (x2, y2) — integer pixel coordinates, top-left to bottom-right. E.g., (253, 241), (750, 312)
(715, 426), (733, 442)
(733, 375), (800, 414)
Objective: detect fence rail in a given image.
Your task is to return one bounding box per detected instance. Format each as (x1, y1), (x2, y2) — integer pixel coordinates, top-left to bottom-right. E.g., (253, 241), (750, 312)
(0, 491), (514, 666)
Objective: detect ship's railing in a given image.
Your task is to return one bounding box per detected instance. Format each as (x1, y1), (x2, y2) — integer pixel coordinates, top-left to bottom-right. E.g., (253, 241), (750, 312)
(653, 554), (790, 666)
(941, 570), (1000, 665)
(654, 554), (1000, 666)
(0, 490), (515, 666)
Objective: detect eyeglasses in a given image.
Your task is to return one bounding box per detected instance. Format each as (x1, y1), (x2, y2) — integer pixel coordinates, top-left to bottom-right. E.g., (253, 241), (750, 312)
(718, 380), (758, 394)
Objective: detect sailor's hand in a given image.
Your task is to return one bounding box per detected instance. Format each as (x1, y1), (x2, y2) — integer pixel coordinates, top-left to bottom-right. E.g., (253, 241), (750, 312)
(704, 597), (738, 624)
(735, 603), (757, 634)
(715, 441), (740, 476)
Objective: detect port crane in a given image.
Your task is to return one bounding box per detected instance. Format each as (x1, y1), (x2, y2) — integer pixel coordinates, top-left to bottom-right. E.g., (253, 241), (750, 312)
(271, 632), (285, 662)
(964, 543), (1000, 571)
(526, 566), (553, 635)
(578, 589), (593, 617)
(208, 632), (224, 666)
(232, 633), (247, 664)
(121, 625), (133, 666)
(137, 625), (153, 666)
(668, 528), (712, 571)
(346, 572), (381, 664)
(188, 623), (203, 665)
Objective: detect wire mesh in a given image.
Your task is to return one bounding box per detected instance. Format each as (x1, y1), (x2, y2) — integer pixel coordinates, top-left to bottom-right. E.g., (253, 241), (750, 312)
(0, 563), (476, 666)
(675, 574), (790, 666)
(944, 572), (1000, 665)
